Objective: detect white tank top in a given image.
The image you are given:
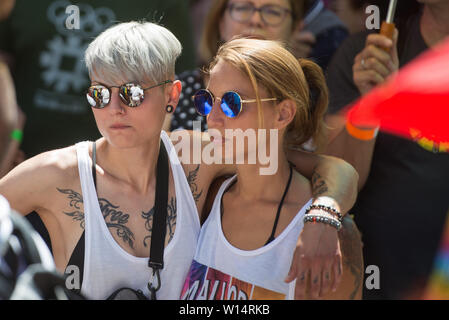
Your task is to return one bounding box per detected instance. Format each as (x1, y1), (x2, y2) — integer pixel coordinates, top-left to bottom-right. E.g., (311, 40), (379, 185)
(76, 131), (200, 299)
(180, 175), (312, 300)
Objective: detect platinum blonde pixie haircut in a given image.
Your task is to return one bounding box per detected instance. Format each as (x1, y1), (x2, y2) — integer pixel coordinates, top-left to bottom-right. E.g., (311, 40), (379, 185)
(85, 21), (182, 85)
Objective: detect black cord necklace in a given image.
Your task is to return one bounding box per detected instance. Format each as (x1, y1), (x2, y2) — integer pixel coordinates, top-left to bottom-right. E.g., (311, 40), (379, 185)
(220, 163), (294, 246)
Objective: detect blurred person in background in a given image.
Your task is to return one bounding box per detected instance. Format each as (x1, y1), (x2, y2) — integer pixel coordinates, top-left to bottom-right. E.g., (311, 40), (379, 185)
(324, 0), (449, 299)
(328, 0), (388, 34)
(290, 0), (349, 71)
(189, 0), (214, 61)
(170, 0), (305, 132)
(0, 0), (24, 178)
(0, 60), (24, 178)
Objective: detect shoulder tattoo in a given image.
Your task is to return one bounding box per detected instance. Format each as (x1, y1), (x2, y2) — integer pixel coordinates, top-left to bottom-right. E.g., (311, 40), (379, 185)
(187, 165), (203, 203)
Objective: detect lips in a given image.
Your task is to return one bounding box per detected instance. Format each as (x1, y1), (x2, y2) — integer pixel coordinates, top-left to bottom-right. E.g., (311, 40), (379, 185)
(110, 123), (131, 129)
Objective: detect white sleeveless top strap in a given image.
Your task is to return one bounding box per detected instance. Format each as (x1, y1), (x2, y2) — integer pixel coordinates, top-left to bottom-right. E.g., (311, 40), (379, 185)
(75, 131), (200, 299)
(180, 175), (312, 300)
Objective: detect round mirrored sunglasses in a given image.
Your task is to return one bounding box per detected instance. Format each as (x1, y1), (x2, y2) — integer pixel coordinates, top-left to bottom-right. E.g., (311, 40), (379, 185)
(86, 80), (173, 109)
(193, 89), (277, 118)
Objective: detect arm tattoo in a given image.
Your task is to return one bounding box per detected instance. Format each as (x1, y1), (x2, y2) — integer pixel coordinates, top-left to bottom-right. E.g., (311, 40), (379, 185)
(187, 165), (203, 203)
(98, 198), (135, 249)
(57, 188), (85, 229)
(142, 197), (177, 247)
(311, 172), (329, 197)
(339, 216), (363, 300)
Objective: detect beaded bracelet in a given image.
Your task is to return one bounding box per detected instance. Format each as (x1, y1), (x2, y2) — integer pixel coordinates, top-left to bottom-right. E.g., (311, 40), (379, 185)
(304, 214), (342, 231)
(305, 204), (343, 222)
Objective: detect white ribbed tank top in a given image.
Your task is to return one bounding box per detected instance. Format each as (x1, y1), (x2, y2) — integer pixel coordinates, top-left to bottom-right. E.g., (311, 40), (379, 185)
(76, 131), (200, 299)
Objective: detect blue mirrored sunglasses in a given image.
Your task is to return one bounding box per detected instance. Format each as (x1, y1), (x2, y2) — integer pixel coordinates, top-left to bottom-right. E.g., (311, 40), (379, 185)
(193, 89), (277, 118)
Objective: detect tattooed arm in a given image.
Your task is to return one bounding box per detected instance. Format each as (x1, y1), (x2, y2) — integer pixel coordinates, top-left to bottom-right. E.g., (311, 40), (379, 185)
(284, 151), (360, 300)
(173, 132), (358, 222)
(183, 132), (359, 214)
(295, 215), (364, 300)
(287, 151), (359, 215)
(337, 216), (364, 300)
(57, 188), (85, 229)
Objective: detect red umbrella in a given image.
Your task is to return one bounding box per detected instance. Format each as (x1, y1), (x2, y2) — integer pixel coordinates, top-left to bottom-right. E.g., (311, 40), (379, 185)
(346, 36), (449, 152)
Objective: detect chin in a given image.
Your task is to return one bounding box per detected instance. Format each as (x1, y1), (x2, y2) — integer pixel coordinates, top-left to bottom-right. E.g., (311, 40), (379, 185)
(241, 34), (267, 40)
(102, 133), (137, 149)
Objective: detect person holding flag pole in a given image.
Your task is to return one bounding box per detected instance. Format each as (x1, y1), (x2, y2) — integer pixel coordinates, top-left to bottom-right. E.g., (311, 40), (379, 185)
(324, 0), (449, 299)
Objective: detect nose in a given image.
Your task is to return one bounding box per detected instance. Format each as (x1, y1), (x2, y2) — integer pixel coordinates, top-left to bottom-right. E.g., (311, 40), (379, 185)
(206, 97), (225, 129)
(248, 8), (264, 27)
(108, 88), (126, 115)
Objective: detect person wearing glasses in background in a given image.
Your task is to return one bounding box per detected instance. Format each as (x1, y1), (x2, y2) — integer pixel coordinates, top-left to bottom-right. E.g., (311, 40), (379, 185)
(0, 21), (359, 299)
(168, 0), (304, 132)
(181, 38), (362, 300)
(325, 0), (449, 299)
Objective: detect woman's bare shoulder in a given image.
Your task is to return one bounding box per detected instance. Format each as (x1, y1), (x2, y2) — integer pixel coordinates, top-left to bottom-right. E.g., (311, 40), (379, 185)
(19, 145), (79, 178)
(0, 145), (81, 214)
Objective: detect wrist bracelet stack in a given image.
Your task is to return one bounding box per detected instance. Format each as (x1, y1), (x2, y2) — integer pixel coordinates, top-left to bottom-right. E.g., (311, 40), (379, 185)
(306, 204), (343, 221)
(303, 204), (343, 231)
(304, 214), (342, 230)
